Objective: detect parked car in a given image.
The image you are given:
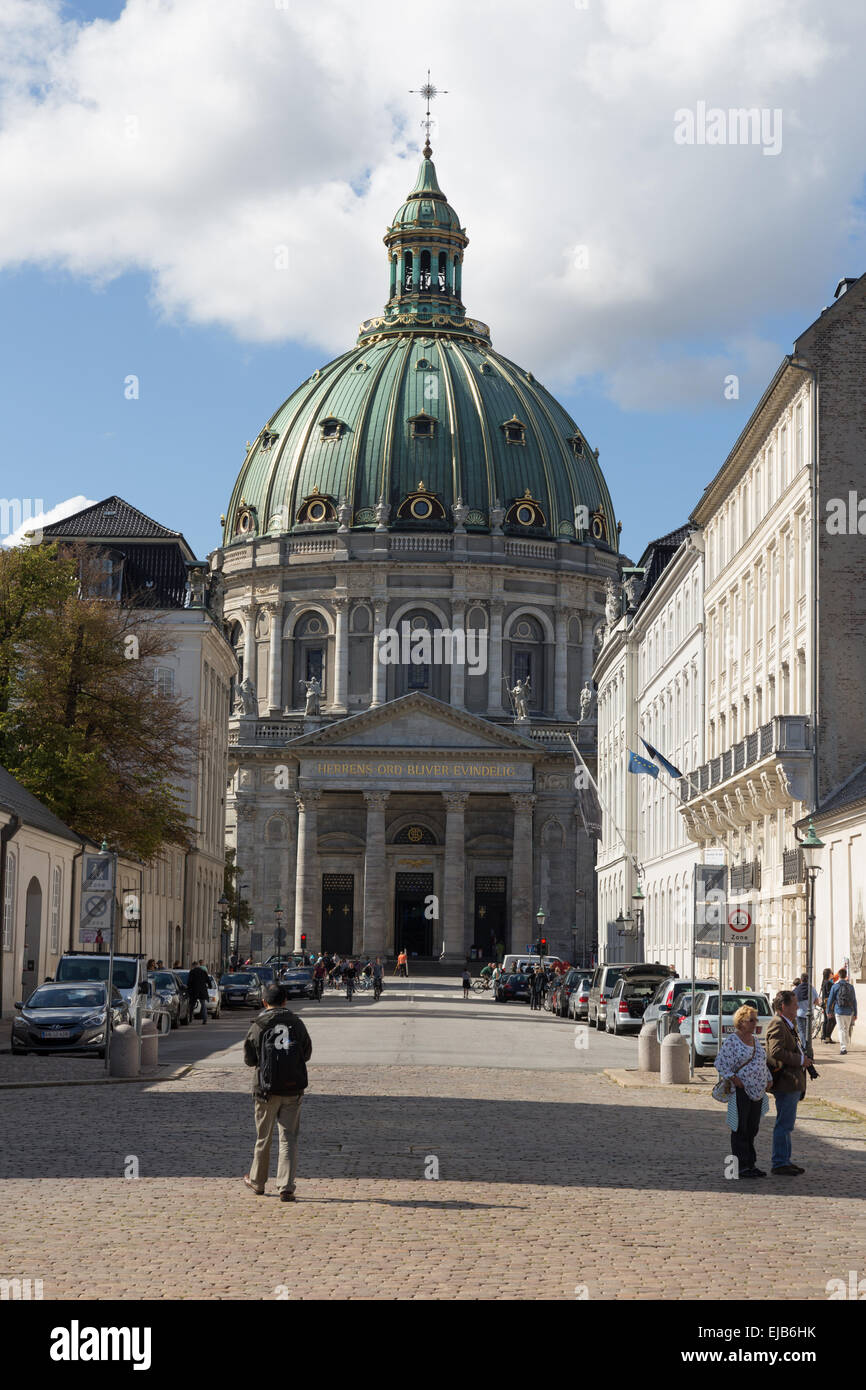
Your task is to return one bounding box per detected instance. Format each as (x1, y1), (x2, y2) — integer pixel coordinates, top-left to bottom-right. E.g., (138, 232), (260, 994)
(643, 977), (718, 1040)
(567, 975), (592, 1021)
(205, 973), (222, 1018)
(219, 972), (263, 1009)
(247, 965), (277, 990)
(678, 990), (773, 1063)
(554, 968), (587, 1019)
(138, 979), (172, 1035)
(495, 973), (532, 1003)
(148, 970), (192, 1028)
(588, 962), (675, 1030)
(53, 951), (146, 1016)
(280, 967), (314, 1000)
(605, 971), (664, 1035)
(11, 982), (129, 1057)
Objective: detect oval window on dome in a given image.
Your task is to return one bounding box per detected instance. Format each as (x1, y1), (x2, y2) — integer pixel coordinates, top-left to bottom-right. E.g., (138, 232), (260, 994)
(308, 500), (328, 523)
(411, 497), (433, 520)
(516, 504), (535, 526)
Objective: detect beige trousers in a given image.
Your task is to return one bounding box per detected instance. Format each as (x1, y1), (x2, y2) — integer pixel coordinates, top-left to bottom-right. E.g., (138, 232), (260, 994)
(250, 1093), (303, 1192)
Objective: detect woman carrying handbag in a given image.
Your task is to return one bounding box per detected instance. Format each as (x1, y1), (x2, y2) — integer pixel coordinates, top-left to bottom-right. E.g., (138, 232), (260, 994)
(713, 1004), (773, 1178)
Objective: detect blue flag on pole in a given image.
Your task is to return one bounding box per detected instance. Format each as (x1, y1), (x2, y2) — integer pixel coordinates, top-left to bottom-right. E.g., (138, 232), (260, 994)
(628, 750), (659, 779)
(640, 738), (683, 780)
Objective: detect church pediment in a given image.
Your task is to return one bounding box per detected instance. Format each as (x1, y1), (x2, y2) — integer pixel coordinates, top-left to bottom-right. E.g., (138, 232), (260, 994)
(289, 692), (537, 754)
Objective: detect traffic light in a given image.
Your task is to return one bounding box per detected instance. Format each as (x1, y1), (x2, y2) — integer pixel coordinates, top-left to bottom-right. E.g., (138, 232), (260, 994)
(539, 937), (547, 958)
(300, 933), (307, 951)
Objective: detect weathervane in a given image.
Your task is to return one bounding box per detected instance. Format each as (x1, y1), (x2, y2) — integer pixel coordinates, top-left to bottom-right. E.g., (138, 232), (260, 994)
(409, 70), (448, 158)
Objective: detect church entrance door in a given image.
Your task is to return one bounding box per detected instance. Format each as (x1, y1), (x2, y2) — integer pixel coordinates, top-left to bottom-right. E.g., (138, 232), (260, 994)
(474, 876), (507, 960)
(394, 872), (434, 959)
(321, 874), (354, 956)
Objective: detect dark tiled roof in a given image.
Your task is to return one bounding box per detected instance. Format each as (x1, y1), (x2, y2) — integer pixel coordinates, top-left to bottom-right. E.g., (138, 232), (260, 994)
(0, 765), (82, 844)
(813, 763), (866, 821)
(635, 524), (694, 604)
(43, 497), (184, 542)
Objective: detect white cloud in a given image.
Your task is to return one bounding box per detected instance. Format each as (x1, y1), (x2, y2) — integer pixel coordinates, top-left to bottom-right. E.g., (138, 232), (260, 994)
(1, 495), (96, 548)
(1, 0), (865, 408)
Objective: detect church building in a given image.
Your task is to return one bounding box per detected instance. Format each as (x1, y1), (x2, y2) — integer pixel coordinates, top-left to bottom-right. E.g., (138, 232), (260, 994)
(216, 136), (621, 963)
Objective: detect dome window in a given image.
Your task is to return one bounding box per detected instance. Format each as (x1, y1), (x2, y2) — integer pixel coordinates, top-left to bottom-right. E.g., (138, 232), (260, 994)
(260, 429), (279, 451)
(234, 504), (257, 538)
(320, 417), (347, 442)
(505, 491), (546, 530)
(501, 415), (527, 446)
(590, 508), (609, 542)
(415, 358), (435, 371)
(409, 411), (436, 441)
(297, 489), (337, 525)
(568, 434), (584, 457)
(396, 483), (447, 523)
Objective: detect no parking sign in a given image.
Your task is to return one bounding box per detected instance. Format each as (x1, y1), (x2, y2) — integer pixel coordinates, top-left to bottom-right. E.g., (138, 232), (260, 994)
(723, 905), (755, 945)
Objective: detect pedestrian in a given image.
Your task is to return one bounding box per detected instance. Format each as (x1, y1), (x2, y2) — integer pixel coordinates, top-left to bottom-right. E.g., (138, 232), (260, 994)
(462, 967), (471, 1000)
(372, 956), (384, 996)
(765, 989), (808, 1176)
(714, 1004), (773, 1178)
(529, 966), (543, 1011)
(155, 959), (164, 970)
(794, 973), (818, 1049)
(344, 959), (356, 1001)
(243, 984), (312, 1201)
(827, 968), (858, 1056)
(399, 948), (409, 978)
(819, 968), (835, 1042)
(187, 958), (210, 1026)
(229, 952), (239, 971)
(146, 958), (156, 971)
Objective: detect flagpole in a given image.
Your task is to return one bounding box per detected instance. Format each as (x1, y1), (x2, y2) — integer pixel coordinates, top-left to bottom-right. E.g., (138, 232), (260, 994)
(568, 735), (641, 878)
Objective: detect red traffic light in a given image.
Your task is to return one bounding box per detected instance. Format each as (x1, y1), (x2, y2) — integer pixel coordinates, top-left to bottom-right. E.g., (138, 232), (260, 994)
(300, 933), (307, 947)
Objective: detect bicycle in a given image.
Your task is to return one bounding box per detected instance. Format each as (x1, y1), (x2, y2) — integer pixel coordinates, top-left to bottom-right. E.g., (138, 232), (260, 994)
(373, 978), (383, 1001)
(811, 1005), (827, 1040)
(357, 973), (373, 992)
(471, 976), (493, 993)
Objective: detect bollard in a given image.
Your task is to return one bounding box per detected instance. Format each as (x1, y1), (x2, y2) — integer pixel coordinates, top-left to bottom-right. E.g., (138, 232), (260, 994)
(659, 1032), (690, 1085)
(109, 1023), (140, 1078)
(140, 1019), (158, 1073)
(638, 1020), (660, 1073)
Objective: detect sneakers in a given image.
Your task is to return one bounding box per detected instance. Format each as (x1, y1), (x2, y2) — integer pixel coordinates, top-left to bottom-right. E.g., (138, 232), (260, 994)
(840, 1047), (847, 1055)
(243, 1174), (264, 1195)
(279, 1189), (296, 1203)
(771, 1165), (803, 1176)
(740, 1167), (767, 1178)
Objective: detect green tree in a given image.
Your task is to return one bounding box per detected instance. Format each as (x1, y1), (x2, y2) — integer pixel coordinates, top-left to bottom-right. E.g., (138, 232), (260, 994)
(223, 848), (252, 935)
(0, 543), (198, 858)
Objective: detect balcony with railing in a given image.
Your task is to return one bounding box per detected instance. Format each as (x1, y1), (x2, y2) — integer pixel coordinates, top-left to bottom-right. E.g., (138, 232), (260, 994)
(679, 715), (812, 842)
(680, 716), (811, 803)
(782, 847), (804, 885)
(730, 860), (762, 894)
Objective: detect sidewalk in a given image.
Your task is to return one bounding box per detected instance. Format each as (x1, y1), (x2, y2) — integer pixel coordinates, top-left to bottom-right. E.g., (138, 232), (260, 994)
(606, 1041), (866, 1121)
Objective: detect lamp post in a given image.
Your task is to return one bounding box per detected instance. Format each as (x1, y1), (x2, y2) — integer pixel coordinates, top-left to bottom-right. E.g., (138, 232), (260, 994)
(217, 894), (229, 974)
(274, 903), (284, 975)
(798, 818), (824, 1054)
(631, 882), (646, 957)
(536, 905), (547, 958)
(616, 907), (636, 962)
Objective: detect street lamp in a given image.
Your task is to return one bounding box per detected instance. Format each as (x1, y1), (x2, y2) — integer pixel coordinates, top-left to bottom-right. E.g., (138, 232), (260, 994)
(536, 905), (547, 958)
(274, 902), (284, 974)
(631, 882), (646, 952)
(797, 818), (824, 1051)
(616, 908), (636, 959)
(217, 893), (229, 974)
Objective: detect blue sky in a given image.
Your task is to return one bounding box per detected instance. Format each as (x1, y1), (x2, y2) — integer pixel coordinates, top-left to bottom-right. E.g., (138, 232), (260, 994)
(2, 0), (864, 560)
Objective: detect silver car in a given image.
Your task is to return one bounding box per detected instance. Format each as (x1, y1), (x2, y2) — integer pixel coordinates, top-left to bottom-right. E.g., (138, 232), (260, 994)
(678, 990), (773, 1063)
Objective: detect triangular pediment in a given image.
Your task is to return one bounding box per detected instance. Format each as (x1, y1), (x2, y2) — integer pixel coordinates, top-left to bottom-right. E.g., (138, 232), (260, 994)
(289, 693), (538, 753)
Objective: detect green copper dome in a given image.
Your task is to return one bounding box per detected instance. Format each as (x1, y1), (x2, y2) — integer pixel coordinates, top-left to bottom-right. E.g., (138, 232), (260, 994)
(223, 151), (618, 552)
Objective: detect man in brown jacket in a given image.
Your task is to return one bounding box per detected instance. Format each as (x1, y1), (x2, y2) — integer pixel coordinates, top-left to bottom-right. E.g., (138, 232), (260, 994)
(765, 989), (807, 1176)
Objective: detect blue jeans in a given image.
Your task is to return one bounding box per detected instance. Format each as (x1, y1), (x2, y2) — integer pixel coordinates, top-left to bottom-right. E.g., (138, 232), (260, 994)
(796, 1015), (809, 1049)
(771, 1090), (800, 1168)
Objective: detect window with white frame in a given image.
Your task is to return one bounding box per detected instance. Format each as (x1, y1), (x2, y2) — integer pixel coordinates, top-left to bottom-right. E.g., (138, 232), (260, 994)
(3, 851), (16, 950)
(50, 865), (62, 954)
(154, 667), (175, 698)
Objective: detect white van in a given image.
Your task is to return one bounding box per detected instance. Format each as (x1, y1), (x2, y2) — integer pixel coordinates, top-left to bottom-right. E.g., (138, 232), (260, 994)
(500, 953), (565, 975)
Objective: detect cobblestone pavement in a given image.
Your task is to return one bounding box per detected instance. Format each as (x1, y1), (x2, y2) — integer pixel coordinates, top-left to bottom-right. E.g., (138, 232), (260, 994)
(2, 1048), (865, 1300)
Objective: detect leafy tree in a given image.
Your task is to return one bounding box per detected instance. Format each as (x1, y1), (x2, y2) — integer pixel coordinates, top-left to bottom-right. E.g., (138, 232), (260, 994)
(0, 543), (198, 858)
(223, 848), (252, 934)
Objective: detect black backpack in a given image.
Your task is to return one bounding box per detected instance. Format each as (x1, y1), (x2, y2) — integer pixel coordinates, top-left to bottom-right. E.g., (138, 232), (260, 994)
(836, 979), (856, 1011)
(258, 1016), (307, 1097)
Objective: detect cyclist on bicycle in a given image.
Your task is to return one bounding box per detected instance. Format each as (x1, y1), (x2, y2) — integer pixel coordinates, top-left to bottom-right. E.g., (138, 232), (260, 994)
(479, 961), (494, 989)
(344, 959), (356, 1002)
(372, 956), (384, 1000)
(313, 955), (327, 1000)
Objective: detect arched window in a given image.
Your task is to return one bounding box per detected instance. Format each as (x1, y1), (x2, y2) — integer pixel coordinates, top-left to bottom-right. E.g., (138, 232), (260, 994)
(419, 249), (431, 291)
(291, 610), (328, 707)
(509, 615), (544, 711)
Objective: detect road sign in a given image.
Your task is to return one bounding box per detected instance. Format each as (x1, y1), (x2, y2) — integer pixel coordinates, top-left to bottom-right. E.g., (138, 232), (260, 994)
(723, 904), (755, 946)
(704, 848), (725, 866)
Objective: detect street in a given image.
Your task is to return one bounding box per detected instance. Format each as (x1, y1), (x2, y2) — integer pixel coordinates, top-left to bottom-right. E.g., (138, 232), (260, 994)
(1, 977), (865, 1301)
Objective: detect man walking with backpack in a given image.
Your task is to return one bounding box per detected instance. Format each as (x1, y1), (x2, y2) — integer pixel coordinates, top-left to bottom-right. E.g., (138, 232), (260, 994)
(243, 984), (312, 1202)
(827, 968), (858, 1056)
(187, 959), (210, 1026)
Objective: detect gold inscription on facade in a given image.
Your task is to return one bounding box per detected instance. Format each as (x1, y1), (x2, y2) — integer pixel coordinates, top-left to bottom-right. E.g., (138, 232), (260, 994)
(312, 761), (519, 779)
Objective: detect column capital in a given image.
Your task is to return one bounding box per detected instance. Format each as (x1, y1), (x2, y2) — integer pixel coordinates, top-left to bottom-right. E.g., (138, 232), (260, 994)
(443, 790), (469, 813)
(295, 789), (322, 813)
(489, 598), (505, 616)
(332, 595), (349, 612)
(451, 597), (467, 618)
(363, 790), (389, 811)
(235, 802), (257, 823)
(510, 793), (536, 813)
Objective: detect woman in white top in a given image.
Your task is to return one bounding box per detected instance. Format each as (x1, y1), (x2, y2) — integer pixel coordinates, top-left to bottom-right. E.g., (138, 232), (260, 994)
(714, 1004), (773, 1178)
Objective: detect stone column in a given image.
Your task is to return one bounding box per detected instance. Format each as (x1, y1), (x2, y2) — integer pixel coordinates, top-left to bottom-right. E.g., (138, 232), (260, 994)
(241, 603), (256, 688)
(554, 606), (570, 720)
(332, 596), (349, 713)
(510, 793), (536, 953)
(266, 603), (282, 714)
(486, 600), (505, 716)
(294, 790), (321, 951)
(449, 599), (466, 708)
(443, 791), (469, 960)
(362, 791), (389, 955)
(371, 600), (388, 707)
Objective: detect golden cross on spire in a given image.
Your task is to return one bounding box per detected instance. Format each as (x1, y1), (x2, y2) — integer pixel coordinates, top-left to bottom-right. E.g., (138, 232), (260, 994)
(409, 69), (448, 158)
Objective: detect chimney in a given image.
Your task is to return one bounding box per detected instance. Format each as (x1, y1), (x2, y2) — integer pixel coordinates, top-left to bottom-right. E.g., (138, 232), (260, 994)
(834, 276), (859, 300)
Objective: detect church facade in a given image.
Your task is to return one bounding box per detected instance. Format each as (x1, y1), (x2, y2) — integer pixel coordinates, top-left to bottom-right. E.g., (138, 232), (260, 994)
(214, 139), (621, 963)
